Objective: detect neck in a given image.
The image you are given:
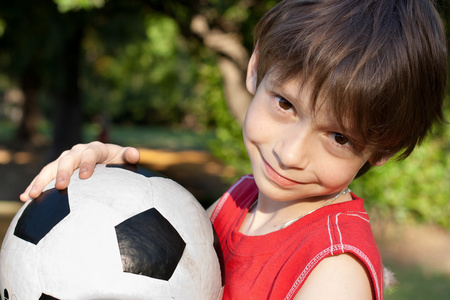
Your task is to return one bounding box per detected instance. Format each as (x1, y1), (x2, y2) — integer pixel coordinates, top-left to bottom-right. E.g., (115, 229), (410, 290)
(240, 189), (351, 236)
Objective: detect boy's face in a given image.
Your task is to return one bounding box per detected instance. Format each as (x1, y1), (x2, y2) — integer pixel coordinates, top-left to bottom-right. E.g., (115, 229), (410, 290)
(243, 73), (375, 203)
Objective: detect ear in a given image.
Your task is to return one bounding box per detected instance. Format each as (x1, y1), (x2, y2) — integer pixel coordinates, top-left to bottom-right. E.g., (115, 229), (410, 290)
(246, 45), (259, 95)
(370, 155), (392, 166)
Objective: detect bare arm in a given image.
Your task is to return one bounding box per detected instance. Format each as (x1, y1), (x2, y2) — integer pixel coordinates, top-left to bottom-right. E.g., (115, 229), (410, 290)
(294, 254), (373, 300)
(206, 199), (220, 218)
(20, 142), (140, 201)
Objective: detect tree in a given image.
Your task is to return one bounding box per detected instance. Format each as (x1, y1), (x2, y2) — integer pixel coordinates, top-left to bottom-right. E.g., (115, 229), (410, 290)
(123, 0), (270, 124)
(0, 0), (273, 158)
(0, 0), (87, 157)
(0, 0), (60, 146)
(0, 0), (151, 158)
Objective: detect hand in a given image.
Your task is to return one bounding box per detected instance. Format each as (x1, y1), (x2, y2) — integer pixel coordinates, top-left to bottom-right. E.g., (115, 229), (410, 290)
(20, 142), (140, 201)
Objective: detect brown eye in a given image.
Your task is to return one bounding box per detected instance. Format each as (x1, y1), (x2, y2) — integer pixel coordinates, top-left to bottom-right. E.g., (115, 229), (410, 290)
(278, 97), (293, 110)
(334, 133), (349, 145)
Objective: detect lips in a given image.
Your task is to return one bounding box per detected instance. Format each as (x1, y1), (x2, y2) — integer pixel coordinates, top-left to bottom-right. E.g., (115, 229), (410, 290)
(262, 158), (302, 187)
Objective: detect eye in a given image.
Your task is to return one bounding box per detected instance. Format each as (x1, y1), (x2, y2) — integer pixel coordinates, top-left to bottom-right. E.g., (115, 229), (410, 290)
(331, 132), (350, 145)
(276, 96), (293, 111)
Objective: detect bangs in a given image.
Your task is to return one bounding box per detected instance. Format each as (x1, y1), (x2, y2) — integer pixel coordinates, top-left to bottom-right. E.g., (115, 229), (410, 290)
(254, 0), (447, 162)
(267, 65), (380, 156)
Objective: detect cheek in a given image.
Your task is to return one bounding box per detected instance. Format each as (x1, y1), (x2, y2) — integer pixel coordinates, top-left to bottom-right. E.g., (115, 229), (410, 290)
(243, 103), (267, 145)
(243, 95), (281, 146)
(316, 158), (367, 188)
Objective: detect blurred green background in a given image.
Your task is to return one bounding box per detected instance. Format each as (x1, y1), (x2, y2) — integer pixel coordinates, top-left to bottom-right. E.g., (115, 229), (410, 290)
(0, 0), (449, 299)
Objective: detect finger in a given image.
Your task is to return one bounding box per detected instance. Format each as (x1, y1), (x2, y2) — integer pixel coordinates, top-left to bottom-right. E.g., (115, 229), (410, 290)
(77, 143), (107, 179)
(92, 143), (138, 165)
(19, 148), (73, 200)
(123, 147), (141, 164)
(22, 159), (60, 199)
(76, 142), (126, 178)
(54, 148), (85, 187)
(53, 169), (74, 190)
(20, 178), (36, 201)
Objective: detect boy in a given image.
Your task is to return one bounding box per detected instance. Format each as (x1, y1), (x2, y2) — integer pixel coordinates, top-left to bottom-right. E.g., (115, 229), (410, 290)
(21, 0), (447, 299)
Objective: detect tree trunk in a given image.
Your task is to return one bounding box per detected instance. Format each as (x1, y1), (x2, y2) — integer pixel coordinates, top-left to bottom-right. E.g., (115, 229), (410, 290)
(217, 56), (252, 124)
(48, 24), (84, 161)
(15, 67), (40, 147)
(190, 15), (252, 125)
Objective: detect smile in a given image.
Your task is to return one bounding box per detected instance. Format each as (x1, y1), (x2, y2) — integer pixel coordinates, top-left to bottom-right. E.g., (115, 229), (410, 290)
(262, 158), (303, 187)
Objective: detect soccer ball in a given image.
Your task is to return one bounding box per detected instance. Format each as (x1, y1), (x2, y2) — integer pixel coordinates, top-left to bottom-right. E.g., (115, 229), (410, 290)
(0, 164), (224, 299)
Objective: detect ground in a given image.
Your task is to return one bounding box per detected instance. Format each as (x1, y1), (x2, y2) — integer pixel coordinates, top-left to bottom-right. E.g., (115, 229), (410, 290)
(1, 145), (449, 298)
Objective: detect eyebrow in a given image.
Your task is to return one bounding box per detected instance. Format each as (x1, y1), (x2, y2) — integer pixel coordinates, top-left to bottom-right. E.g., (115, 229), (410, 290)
(266, 77), (309, 114)
(268, 75), (365, 150)
(267, 77), (299, 99)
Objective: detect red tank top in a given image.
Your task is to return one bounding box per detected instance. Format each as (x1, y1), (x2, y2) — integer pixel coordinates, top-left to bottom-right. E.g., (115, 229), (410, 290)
(211, 175), (384, 300)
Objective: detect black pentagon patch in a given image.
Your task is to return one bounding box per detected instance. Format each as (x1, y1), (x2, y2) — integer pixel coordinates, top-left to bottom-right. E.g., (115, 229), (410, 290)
(3, 288), (9, 300)
(39, 294), (59, 300)
(115, 208), (186, 280)
(106, 164), (165, 178)
(14, 188), (70, 245)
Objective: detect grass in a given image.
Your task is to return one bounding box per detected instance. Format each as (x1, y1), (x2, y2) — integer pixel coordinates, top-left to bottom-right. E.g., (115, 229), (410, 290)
(0, 120), (16, 142)
(0, 119), (214, 151)
(106, 125), (213, 151)
(384, 261), (450, 300)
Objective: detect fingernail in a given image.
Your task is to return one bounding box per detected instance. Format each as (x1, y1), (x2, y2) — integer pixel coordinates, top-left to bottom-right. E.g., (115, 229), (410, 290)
(79, 168), (88, 174)
(56, 177), (64, 183)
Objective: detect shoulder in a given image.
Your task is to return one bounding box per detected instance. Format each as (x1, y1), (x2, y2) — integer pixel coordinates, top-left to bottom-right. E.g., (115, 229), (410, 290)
(324, 206), (376, 252)
(294, 253), (373, 300)
(303, 202), (376, 256)
(285, 204), (383, 299)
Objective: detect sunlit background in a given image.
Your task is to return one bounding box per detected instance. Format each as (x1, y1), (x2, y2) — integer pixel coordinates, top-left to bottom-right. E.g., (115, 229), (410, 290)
(0, 0), (449, 299)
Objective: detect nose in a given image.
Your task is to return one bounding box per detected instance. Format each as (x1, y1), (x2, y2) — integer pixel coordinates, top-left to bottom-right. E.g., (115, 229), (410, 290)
(273, 126), (311, 170)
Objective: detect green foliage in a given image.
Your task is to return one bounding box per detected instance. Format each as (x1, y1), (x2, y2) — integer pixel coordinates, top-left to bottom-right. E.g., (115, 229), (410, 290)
(81, 13), (198, 125)
(0, 18), (5, 37)
(54, 0), (106, 12)
(193, 51), (252, 180)
(351, 104), (450, 228)
(0, 0), (448, 228)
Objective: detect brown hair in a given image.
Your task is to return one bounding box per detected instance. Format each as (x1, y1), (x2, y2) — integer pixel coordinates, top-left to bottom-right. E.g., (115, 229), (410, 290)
(254, 0), (447, 175)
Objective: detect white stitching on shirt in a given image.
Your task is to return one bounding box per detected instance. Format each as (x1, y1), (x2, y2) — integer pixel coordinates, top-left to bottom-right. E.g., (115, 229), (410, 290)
(335, 213), (344, 253)
(284, 245), (381, 300)
(285, 212), (382, 300)
(327, 215), (334, 255)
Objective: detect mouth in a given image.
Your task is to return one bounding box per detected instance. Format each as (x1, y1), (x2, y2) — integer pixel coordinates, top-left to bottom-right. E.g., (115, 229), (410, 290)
(262, 157), (303, 187)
